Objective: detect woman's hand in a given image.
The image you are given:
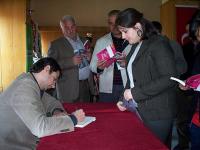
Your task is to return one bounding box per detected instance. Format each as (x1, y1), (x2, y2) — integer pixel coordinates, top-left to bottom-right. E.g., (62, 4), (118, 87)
(116, 101), (127, 111)
(124, 89), (133, 100)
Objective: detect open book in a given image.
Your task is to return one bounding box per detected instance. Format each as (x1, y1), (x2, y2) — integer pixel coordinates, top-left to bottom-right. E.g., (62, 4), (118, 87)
(170, 74), (200, 90)
(75, 116), (96, 128)
(96, 44), (118, 67)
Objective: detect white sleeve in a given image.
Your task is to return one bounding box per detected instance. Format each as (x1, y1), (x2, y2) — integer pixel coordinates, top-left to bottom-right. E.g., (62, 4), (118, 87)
(90, 40), (102, 73)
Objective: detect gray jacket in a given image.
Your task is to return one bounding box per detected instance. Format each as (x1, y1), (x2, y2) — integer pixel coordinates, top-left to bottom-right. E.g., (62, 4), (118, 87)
(0, 73), (74, 150)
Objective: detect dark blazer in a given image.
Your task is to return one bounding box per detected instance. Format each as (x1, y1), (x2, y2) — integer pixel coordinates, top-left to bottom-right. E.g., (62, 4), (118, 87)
(126, 35), (177, 121)
(48, 36), (86, 102)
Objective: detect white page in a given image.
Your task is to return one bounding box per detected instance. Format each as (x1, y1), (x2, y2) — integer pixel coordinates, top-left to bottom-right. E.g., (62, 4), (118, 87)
(170, 77), (186, 86)
(75, 116), (96, 128)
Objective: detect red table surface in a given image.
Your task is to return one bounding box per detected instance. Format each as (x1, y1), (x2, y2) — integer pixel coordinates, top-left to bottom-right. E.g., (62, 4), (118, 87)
(37, 103), (168, 150)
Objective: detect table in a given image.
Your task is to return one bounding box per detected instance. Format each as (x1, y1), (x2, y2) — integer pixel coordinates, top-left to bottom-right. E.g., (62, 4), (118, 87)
(37, 103), (168, 150)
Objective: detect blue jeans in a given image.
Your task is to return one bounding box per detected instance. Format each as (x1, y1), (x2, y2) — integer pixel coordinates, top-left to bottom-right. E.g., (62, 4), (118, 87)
(190, 123), (200, 150)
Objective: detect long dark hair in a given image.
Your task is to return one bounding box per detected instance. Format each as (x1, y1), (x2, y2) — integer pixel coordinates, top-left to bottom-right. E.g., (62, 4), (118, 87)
(189, 9), (200, 41)
(30, 57), (62, 77)
(115, 8), (157, 40)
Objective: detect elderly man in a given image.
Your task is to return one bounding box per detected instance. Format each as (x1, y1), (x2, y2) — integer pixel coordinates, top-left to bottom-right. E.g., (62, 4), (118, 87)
(90, 10), (131, 102)
(48, 15), (92, 102)
(0, 57), (85, 150)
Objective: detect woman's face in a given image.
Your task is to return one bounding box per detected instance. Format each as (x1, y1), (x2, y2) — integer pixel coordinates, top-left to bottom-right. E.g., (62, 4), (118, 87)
(118, 22), (142, 44)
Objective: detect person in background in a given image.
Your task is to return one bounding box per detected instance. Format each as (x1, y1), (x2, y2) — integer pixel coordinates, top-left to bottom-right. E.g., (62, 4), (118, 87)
(152, 21), (190, 150)
(180, 9), (200, 150)
(152, 21), (187, 77)
(181, 23), (191, 46)
(116, 8), (177, 148)
(0, 57), (85, 150)
(48, 15), (92, 102)
(90, 10), (131, 102)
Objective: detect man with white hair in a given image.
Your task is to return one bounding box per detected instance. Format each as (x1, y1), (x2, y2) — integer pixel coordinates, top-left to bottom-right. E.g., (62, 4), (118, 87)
(48, 15), (92, 102)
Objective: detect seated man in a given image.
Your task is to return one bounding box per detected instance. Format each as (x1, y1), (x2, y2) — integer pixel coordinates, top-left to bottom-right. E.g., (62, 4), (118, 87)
(0, 57), (85, 150)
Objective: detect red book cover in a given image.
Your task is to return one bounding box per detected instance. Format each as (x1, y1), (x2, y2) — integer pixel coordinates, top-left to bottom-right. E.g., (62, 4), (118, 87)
(192, 112), (200, 127)
(170, 74), (200, 90)
(185, 74), (200, 89)
(96, 44), (117, 67)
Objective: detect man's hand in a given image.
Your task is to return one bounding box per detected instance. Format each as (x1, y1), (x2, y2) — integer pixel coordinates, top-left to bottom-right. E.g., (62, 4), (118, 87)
(73, 55), (82, 65)
(72, 109), (85, 123)
(116, 101), (127, 111)
(82, 49), (91, 61)
(124, 89), (133, 100)
(179, 84), (190, 91)
(97, 60), (107, 70)
(116, 53), (126, 68)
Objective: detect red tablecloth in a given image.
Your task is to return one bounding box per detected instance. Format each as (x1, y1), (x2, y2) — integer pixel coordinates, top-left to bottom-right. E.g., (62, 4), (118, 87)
(37, 103), (168, 150)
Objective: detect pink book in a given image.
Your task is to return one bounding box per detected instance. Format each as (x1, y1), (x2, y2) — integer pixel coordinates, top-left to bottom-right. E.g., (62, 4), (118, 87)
(96, 44), (117, 67)
(170, 74), (200, 89)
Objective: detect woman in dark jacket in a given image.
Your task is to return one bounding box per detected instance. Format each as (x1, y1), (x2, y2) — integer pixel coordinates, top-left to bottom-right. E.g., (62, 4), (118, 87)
(116, 8), (177, 148)
(179, 9), (200, 150)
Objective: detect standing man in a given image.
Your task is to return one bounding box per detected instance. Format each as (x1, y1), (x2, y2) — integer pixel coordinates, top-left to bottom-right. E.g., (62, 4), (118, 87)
(48, 15), (92, 102)
(0, 57), (85, 150)
(90, 10), (131, 102)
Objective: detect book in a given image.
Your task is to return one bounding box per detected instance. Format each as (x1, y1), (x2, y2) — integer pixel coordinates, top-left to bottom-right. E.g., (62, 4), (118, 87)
(75, 116), (96, 128)
(83, 40), (91, 50)
(170, 74), (200, 89)
(96, 44), (117, 67)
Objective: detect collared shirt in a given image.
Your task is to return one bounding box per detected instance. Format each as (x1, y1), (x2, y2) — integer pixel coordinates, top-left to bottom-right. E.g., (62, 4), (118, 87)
(65, 36), (90, 80)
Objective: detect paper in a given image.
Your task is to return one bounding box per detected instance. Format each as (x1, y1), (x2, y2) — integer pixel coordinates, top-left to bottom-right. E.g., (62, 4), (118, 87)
(75, 116), (96, 128)
(170, 77), (186, 86)
(121, 98), (142, 121)
(121, 98), (138, 112)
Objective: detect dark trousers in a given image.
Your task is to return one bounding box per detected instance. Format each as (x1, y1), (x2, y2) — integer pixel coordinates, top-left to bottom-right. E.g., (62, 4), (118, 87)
(190, 123), (200, 150)
(175, 90), (196, 150)
(99, 84), (124, 102)
(78, 80), (91, 102)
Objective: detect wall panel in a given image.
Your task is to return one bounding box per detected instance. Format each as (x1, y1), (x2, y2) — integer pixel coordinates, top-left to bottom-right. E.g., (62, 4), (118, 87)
(0, 0), (26, 91)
